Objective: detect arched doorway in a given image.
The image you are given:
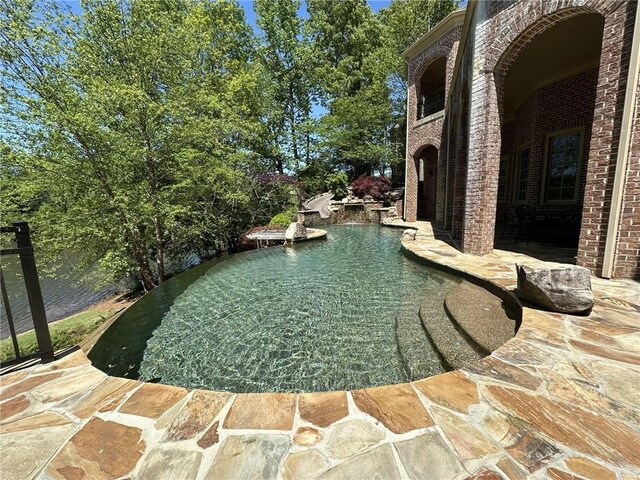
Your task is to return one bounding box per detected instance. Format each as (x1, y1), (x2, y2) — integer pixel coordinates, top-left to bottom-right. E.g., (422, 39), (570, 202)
(493, 12), (604, 256)
(416, 145), (438, 219)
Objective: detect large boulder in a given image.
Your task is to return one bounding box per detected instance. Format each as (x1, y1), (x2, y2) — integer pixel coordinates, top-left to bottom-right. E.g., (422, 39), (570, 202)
(401, 229), (417, 242)
(515, 264), (593, 314)
(285, 222), (307, 241)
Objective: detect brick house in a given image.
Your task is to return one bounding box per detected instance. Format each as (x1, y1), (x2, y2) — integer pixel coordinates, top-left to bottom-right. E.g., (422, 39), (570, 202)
(403, 0), (639, 279)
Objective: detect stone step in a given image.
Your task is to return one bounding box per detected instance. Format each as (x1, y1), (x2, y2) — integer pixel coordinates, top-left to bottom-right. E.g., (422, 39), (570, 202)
(395, 279), (452, 380)
(418, 285), (484, 371)
(444, 282), (518, 355)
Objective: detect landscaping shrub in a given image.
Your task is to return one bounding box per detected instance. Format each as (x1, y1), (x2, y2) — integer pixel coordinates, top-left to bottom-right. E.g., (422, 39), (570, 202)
(351, 174), (392, 200)
(269, 207), (298, 227)
(326, 171), (349, 199)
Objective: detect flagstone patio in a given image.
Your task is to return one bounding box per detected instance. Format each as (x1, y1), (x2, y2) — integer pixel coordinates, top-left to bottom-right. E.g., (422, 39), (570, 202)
(1, 221), (638, 479)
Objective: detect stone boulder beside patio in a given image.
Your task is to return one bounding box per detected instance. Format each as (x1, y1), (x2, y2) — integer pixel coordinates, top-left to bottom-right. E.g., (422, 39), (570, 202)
(401, 229), (417, 242)
(515, 264), (594, 314)
(285, 222), (307, 241)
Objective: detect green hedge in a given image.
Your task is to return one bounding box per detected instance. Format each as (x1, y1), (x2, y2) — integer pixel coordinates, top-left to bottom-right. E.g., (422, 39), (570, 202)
(268, 208), (298, 227)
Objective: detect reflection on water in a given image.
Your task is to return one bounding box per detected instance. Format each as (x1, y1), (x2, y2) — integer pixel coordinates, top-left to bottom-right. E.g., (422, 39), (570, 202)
(0, 253), (116, 339)
(91, 225), (451, 393)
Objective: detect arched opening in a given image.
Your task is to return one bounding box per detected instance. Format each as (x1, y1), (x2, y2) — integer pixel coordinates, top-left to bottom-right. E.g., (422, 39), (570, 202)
(493, 12), (604, 259)
(417, 57), (446, 120)
(416, 145), (438, 219)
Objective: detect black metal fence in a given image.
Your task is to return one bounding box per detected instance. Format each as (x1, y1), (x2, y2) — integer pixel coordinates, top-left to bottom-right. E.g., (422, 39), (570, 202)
(0, 222), (54, 365)
(417, 91), (446, 120)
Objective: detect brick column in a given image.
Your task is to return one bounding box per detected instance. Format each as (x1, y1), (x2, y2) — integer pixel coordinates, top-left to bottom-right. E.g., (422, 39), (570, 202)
(405, 156), (418, 222)
(577, 3), (635, 275)
(461, 6), (501, 255)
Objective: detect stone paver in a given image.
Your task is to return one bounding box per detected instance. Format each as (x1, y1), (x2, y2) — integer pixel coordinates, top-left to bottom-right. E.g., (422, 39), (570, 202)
(223, 392), (296, 430)
(352, 383), (433, 433)
(162, 389), (231, 442)
(325, 419), (385, 460)
(118, 382), (187, 419)
(72, 376), (138, 419)
(0, 395), (30, 421)
(293, 426), (322, 446)
(46, 417), (146, 479)
(0, 411), (71, 434)
(496, 456), (528, 480)
(394, 430), (466, 480)
(197, 420), (220, 449)
(136, 449), (202, 480)
(205, 434), (290, 480)
(283, 450), (329, 480)
(485, 384), (640, 468)
(565, 456), (617, 480)
(0, 372), (63, 401)
(317, 444), (401, 480)
(0, 424), (76, 479)
(430, 406), (500, 463)
(298, 391), (348, 428)
(0, 220), (638, 479)
(31, 367), (106, 403)
(413, 370), (479, 413)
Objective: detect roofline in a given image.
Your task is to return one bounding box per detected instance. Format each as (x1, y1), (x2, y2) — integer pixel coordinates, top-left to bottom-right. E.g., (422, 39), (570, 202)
(402, 8), (467, 61)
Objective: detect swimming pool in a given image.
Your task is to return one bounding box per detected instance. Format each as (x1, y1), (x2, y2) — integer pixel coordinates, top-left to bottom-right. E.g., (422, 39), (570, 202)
(89, 225), (457, 392)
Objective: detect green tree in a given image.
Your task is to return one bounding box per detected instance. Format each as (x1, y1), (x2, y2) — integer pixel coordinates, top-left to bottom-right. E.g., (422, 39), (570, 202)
(1, 0), (268, 290)
(305, 0), (390, 177)
(254, 0), (316, 175)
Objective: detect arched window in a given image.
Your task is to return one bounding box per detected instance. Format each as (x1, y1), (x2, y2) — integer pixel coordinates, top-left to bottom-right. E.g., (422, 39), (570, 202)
(417, 57), (446, 120)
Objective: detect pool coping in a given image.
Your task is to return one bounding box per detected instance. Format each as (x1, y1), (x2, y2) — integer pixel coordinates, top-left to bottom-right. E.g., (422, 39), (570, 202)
(1, 221), (639, 479)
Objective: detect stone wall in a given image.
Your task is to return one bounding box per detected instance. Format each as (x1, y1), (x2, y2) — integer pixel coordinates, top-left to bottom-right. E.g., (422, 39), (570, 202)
(298, 210), (323, 226)
(298, 202), (396, 226)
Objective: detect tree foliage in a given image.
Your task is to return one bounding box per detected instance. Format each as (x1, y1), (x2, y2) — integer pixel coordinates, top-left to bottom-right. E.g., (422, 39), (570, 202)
(1, 0), (457, 290)
(1, 0), (276, 290)
(306, 0), (457, 179)
(254, 0), (315, 175)
(351, 174), (392, 200)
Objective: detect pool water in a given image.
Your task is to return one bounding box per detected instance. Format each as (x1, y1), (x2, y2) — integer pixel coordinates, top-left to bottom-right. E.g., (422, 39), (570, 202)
(90, 225), (453, 392)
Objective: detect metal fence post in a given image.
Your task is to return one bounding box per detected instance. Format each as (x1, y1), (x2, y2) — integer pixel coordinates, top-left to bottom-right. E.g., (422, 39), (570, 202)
(12, 221), (54, 362)
(0, 269), (21, 359)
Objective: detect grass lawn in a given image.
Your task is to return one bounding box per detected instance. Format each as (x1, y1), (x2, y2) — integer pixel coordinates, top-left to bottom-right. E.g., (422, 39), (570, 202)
(0, 306), (120, 362)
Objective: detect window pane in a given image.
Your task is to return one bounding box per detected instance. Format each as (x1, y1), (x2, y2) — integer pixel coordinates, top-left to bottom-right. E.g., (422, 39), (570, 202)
(545, 132), (581, 202)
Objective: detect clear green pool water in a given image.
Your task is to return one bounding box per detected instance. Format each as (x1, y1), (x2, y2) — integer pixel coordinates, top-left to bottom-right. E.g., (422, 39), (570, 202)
(90, 225), (452, 392)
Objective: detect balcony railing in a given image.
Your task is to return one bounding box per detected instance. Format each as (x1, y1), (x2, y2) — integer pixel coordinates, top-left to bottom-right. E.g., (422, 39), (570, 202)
(417, 91), (446, 120)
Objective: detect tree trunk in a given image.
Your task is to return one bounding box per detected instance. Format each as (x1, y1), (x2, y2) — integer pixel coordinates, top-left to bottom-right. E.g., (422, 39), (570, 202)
(289, 84), (300, 175)
(154, 217), (165, 283)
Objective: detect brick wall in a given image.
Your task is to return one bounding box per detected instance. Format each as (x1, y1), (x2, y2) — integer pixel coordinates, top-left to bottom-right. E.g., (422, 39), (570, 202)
(405, 0), (638, 278)
(454, 0), (637, 277)
(577, 1), (636, 276)
(497, 69), (599, 217)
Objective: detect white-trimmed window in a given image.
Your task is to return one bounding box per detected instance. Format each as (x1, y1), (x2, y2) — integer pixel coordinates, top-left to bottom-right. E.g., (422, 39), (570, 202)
(543, 128), (583, 203)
